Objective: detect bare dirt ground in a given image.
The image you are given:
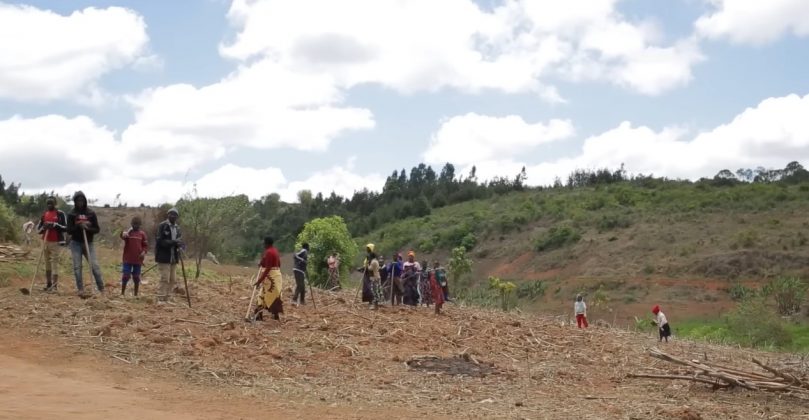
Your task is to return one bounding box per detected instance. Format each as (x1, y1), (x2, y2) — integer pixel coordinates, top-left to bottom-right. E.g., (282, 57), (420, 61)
(2, 264), (809, 420)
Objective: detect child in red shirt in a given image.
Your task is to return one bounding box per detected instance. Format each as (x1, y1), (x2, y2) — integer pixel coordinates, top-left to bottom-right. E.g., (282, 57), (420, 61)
(121, 217), (148, 296)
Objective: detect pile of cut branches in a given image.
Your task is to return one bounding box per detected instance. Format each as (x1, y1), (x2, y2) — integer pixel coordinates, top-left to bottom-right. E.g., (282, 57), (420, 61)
(0, 244), (29, 262)
(630, 348), (809, 395)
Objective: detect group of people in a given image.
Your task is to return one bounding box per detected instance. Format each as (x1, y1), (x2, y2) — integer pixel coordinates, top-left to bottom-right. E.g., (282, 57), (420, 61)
(573, 294), (672, 342)
(33, 192), (186, 303)
(31, 192), (673, 337)
(359, 244), (449, 314)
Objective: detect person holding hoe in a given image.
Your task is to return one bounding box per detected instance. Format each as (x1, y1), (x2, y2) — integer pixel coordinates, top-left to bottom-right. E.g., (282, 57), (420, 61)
(67, 191), (104, 297)
(36, 196), (67, 292)
(652, 305), (671, 342)
(252, 236), (284, 321)
(155, 208), (182, 304)
(292, 242), (309, 305)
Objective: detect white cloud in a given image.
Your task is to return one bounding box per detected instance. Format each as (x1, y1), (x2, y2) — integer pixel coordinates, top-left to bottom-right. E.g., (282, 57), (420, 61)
(278, 164), (385, 202)
(0, 115), (118, 188)
(424, 113), (574, 165)
(0, 4), (149, 102)
(465, 94), (809, 186)
(194, 164), (286, 199)
(0, 113), (380, 205)
(119, 59), (375, 174)
(696, 0), (809, 45)
(219, 0), (702, 99)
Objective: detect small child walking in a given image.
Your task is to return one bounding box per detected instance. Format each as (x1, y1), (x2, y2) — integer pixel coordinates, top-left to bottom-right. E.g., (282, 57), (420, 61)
(652, 305), (671, 342)
(120, 217), (148, 297)
(574, 294), (588, 328)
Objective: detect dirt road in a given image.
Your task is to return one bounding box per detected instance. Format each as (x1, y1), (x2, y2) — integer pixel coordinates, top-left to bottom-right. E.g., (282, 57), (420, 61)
(0, 329), (397, 420)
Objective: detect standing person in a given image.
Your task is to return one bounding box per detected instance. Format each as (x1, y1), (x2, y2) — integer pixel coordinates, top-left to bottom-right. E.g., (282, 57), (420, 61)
(574, 294), (589, 329)
(120, 217), (148, 297)
(66, 191), (104, 296)
(360, 244), (376, 304)
(389, 253), (403, 305)
(253, 236), (284, 321)
(36, 197), (67, 291)
(155, 208), (182, 304)
(401, 251), (421, 306)
(362, 244), (383, 309)
(292, 243), (309, 305)
(652, 305), (671, 342)
(327, 252), (340, 290)
(419, 259), (431, 306)
(379, 255), (389, 300)
(430, 261), (445, 315)
(433, 261), (449, 301)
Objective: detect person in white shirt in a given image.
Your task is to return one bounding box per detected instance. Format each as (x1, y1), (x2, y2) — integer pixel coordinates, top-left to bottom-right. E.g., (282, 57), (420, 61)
(574, 294), (588, 328)
(652, 305), (671, 342)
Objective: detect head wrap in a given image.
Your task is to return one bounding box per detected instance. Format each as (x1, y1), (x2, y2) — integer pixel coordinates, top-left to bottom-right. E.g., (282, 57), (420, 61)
(652, 305), (660, 314)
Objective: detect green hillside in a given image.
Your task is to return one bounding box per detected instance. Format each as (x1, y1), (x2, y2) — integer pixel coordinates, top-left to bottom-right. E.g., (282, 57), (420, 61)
(358, 176), (809, 330)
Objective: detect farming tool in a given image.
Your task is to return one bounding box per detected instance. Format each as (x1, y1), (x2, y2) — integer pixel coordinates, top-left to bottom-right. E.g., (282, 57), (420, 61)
(244, 266), (262, 322)
(19, 229), (47, 296)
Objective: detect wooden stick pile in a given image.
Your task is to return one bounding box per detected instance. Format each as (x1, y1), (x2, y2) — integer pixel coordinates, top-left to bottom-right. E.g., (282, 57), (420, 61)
(629, 348), (809, 395)
(0, 244), (29, 262)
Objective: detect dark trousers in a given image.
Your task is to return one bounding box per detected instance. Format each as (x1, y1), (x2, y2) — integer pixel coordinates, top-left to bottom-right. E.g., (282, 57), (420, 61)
(659, 323), (671, 341)
(293, 270), (306, 304)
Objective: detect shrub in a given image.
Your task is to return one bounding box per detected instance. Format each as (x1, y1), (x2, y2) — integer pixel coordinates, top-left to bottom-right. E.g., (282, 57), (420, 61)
(728, 282), (756, 301)
(534, 222), (581, 252)
(516, 280), (546, 301)
(296, 216), (358, 288)
(488, 276), (518, 311)
(726, 298), (792, 347)
(460, 233), (477, 251)
(418, 238), (436, 254)
(597, 212), (632, 232)
(0, 200), (18, 242)
(762, 276), (807, 316)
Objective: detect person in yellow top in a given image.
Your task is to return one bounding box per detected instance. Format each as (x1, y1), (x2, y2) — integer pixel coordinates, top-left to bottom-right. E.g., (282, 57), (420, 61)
(362, 244), (383, 310)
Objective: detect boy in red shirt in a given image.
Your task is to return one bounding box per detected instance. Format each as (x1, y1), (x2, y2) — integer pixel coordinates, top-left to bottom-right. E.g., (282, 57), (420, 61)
(120, 217), (148, 297)
(36, 196), (67, 291)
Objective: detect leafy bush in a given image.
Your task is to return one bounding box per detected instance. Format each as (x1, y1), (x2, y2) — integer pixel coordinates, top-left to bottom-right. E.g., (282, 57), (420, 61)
(448, 246), (473, 290)
(296, 216), (358, 287)
(726, 298), (792, 347)
(488, 276), (517, 311)
(728, 282), (757, 301)
(762, 276), (807, 316)
(516, 280), (546, 301)
(534, 222), (581, 252)
(460, 233), (477, 251)
(418, 238), (436, 253)
(597, 212), (632, 232)
(0, 200), (17, 242)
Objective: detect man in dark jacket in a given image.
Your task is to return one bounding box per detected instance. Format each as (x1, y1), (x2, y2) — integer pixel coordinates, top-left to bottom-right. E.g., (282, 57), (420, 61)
(292, 242), (309, 305)
(66, 191), (104, 296)
(36, 196), (67, 291)
(155, 208), (182, 303)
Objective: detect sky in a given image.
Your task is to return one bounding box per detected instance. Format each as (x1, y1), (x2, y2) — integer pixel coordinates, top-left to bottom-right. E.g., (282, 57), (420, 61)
(1, 0), (808, 205)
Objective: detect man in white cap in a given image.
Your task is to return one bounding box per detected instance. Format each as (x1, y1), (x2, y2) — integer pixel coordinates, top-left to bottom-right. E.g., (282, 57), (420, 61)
(155, 208), (182, 303)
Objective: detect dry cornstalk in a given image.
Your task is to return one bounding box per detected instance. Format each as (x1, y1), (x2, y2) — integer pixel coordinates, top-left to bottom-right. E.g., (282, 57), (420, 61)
(631, 348), (809, 395)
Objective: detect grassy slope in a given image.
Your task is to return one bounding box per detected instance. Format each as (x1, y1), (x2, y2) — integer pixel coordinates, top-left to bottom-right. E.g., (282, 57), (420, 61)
(357, 181), (809, 325)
